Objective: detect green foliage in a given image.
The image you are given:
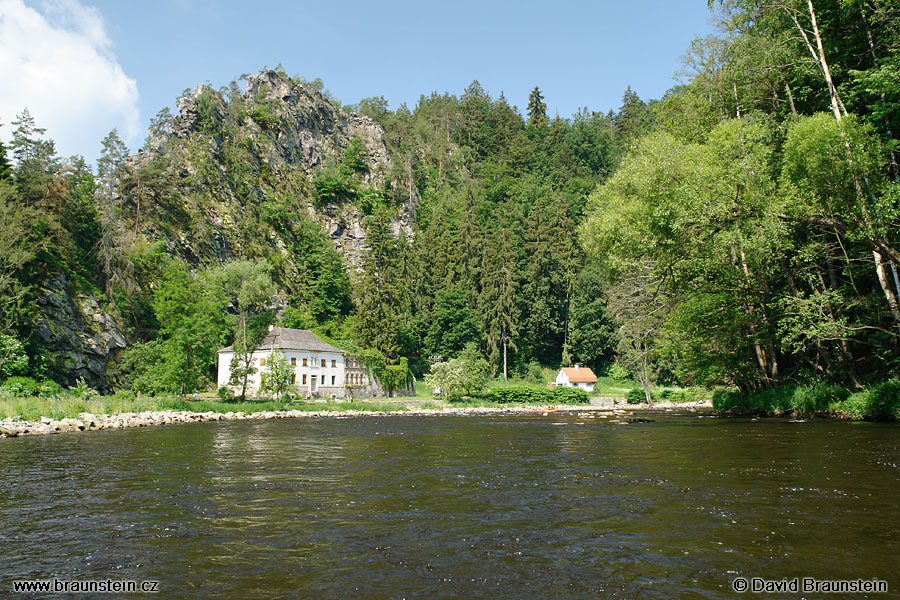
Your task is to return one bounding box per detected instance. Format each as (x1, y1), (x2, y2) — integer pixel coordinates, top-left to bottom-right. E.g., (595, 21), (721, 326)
(312, 165), (357, 204)
(0, 333), (29, 379)
(478, 386), (589, 405)
(711, 384), (889, 418)
(424, 343), (490, 397)
(67, 377), (101, 400)
(626, 389), (646, 404)
(842, 381), (900, 421)
(379, 357), (410, 397)
(425, 285), (480, 359)
(1, 376), (62, 398)
(550, 387), (590, 404)
(524, 361), (544, 384)
(261, 350), (295, 399)
(123, 259), (231, 396)
(649, 386), (709, 404)
(608, 363), (630, 382)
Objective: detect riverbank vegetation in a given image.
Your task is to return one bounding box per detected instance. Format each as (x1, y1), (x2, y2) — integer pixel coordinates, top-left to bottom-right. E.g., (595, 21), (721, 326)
(713, 380), (900, 420)
(1, 0), (899, 420)
(579, 0), (900, 412)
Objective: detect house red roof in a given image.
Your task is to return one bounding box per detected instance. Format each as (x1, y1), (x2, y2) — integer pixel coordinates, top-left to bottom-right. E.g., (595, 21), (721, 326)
(560, 366), (597, 383)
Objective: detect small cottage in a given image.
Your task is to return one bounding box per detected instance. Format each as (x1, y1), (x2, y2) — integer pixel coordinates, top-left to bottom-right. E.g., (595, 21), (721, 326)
(217, 327), (368, 398)
(555, 364), (597, 392)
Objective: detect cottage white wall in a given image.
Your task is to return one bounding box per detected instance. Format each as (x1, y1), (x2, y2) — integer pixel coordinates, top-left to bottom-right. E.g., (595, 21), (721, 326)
(555, 370), (571, 387)
(217, 351), (234, 388)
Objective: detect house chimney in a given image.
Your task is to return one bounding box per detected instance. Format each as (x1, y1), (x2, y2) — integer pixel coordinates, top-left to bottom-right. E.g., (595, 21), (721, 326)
(575, 363), (580, 370)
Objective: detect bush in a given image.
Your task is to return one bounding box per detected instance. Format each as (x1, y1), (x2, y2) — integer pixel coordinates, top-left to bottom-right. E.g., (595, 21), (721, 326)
(67, 378), (101, 400)
(626, 389), (646, 404)
(1, 377), (63, 398)
(550, 387), (589, 404)
(608, 363), (630, 382)
(648, 386), (710, 403)
(217, 386), (236, 401)
(477, 386), (589, 405)
(842, 380), (900, 420)
(524, 361), (544, 385)
(791, 383), (849, 415)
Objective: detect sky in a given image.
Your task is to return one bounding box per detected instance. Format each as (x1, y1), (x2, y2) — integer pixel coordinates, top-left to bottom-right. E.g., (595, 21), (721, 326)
(1, 0), (715, 164)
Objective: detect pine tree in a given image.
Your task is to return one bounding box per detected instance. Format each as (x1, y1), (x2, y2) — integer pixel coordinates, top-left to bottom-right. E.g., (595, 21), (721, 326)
(527, 86), (548, 128)
(0, 135), (12, 181)
(10, 109), (58, 207)
(614, 86), (653, 145)
(95, 129), (134, 301)
(354, 212), (404, 358)
(479, 227), (520, 379)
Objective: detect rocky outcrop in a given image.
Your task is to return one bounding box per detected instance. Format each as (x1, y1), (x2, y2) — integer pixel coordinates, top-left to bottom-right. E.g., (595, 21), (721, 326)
(137, 69), (412, 273)
(34, 274), (128, 392)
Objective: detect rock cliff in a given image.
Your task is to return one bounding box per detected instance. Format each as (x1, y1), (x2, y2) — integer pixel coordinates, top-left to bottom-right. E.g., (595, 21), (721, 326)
(138, 69), (411, 272)
(35, 275), (128, 392)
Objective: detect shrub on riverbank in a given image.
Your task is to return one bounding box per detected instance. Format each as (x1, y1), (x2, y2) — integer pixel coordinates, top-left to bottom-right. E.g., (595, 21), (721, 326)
(712, 381), (900, 420)
(472, 386), (589, 405)
(626, 386), (709, 404)
(842, 380), (900, 420)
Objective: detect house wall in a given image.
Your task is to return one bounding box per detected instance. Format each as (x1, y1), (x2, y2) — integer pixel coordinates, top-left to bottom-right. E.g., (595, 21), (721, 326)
(554, 370), (595, 392)
(218, 349), (348, 398)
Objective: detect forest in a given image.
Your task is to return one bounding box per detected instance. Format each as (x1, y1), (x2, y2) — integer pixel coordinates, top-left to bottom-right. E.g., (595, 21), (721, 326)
(0, 0), (898, 404)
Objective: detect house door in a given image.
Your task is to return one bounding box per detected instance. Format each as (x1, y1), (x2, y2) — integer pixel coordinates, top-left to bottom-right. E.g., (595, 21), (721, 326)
(310, 375), (318, 394)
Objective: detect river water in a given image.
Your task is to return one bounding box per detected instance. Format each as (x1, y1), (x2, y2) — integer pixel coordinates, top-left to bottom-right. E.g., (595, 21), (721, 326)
(1, 411), (898, 598)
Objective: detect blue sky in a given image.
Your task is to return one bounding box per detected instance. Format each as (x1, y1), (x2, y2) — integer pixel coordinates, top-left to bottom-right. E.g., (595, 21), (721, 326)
(1, 0), (714, 163)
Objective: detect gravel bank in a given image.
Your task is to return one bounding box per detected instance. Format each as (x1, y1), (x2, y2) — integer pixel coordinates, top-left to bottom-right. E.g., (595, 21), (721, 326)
(0, 401), (712, 438)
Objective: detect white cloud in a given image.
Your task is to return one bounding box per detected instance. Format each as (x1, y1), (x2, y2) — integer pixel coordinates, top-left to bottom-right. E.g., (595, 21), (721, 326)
(0, 0), (139, 163)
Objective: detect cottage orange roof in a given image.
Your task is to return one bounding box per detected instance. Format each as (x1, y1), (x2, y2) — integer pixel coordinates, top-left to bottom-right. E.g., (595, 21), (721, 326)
(561, 367), (597, 383)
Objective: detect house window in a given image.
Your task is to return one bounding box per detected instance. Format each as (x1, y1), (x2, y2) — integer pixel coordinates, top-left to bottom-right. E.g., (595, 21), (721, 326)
(302, 374), (307, 385)
(290, 374), (296, 384)
(260, 357), (266, 366)
(291, 357), (296, 366)
(302, 358), (308, 367)
(332, 359), (336, 368)
(260, 374), (267, 386)
(321, 359), (326, 367)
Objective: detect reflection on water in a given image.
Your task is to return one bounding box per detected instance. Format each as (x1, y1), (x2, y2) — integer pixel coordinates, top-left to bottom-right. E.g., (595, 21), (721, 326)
(1, 413), (898, 599)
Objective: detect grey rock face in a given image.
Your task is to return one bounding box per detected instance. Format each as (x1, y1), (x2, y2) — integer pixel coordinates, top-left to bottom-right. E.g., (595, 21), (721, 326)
(154, 69), (411, 271)
(35, 274), (129, 392)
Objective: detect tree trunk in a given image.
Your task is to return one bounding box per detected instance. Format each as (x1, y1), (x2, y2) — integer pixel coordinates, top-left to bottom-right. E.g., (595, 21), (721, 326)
(502, 329), (508, 381)
(784, 79), (798, 115)
(788, 0), (900, 329)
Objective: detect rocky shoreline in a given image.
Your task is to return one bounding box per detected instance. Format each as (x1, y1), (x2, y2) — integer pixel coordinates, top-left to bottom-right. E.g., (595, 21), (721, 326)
(0, 401), (713, 438)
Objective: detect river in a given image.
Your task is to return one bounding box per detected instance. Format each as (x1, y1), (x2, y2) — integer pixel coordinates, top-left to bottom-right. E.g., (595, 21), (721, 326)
(1, 411), (898, 598)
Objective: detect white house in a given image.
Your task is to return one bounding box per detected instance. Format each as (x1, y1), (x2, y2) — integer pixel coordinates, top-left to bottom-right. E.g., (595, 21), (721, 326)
(555, 364), (597, 392)
(217, 327), (368, 398)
